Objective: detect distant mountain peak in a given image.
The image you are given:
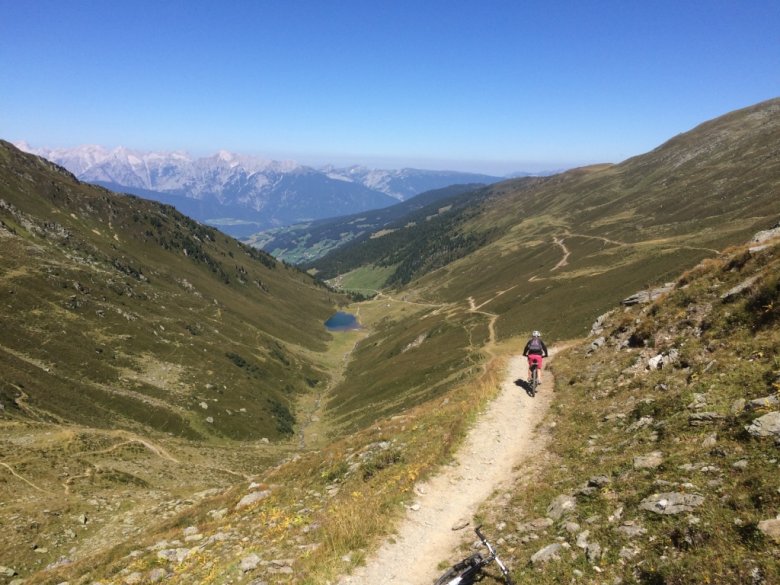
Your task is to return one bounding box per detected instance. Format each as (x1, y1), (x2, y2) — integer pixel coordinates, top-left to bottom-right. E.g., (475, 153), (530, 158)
(15, 142), (504, 236)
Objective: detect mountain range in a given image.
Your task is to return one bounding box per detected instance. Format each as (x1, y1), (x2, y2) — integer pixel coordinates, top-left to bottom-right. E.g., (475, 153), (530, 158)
(15, 143), (503, 236)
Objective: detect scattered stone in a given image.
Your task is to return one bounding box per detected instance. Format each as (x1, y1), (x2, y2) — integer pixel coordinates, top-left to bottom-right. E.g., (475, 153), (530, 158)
(124, 573), (143, 585)
(639, 492), (704, 515)
(236, 489), (271, 510)
(546, 495), (576, 520)
(589, 337), (606, 353)
(206, 416), (214, 423)
(757, 518), (780, 543)
(576, 530), (590, 549)
(590, 311), (612, 336)
(731, 398), (747, 413)
(633, 451), (664, 469)
(77, 513), (88, 525)
(747, 395), (780, 411)
(586, 542), (602, 563)
(688, 412), (724, 426)
(751, 223), (780, 244)
(530, 543), (563, 564)
(240, 553), (262, 573)
(564, 521), (581, 534)
(648, 354), (664, 370)
(587, 475), (611, 488)
(702, 433), (718, 448)
(745, 412), (780, 438)
(619, 546), (640, 559)
(208, 508), (228, 520)
(622, 284), (674, 306)
(199, 401), (208, 410)
(517, 517), (553, 533)
(147, 568), (168, 583)
(452, 518), (470, 531)
(157, 548), (193, 563)
(409, 503), (421, 512)
(268, 559), (294, 574)
(608, 506), (624, 523)
(628, 416), (654, 431)
(688, 393), (708, 410)
(617, 521), (647, 538)
(0, 567), (17, 577)
(732, 459), (749, 470)
(721, 275), (760, 302)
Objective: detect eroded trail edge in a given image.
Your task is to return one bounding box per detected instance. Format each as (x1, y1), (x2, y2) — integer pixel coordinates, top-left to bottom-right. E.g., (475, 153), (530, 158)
(339, 353), (554, 585)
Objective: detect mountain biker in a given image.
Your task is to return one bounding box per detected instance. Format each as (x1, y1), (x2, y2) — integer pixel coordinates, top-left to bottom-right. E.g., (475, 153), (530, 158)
(523, 330), (548, 384)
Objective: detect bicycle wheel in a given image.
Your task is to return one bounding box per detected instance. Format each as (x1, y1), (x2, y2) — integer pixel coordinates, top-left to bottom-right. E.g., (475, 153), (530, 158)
(434, 554), (482, 585)
(529, 365), (538, 396)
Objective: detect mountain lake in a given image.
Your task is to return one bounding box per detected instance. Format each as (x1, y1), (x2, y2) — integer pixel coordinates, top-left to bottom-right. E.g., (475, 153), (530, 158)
(325, 312), (360, 331)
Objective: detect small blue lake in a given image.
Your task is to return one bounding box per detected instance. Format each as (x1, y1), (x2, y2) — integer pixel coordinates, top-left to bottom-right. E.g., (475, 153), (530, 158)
(324, 312), (360, 331)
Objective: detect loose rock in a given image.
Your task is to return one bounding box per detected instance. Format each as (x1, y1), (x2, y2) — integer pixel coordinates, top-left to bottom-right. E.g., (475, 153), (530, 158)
(757, 518), (780, 543)
(530, 543), (563, 564)
(639, 492), (704, 515)
(745, 412), (780, 438)
(546, 495), (576, 520)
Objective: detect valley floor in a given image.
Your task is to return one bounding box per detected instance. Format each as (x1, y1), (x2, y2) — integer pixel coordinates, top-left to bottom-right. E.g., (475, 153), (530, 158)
(337, 353), (555, 585)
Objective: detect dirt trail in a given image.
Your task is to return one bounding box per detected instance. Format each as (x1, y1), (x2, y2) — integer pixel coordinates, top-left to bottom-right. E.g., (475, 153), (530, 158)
(338, 353), (553, 585)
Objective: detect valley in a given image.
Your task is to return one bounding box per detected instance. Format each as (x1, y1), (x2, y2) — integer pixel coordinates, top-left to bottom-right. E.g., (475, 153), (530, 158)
(1, 98), (779, 584)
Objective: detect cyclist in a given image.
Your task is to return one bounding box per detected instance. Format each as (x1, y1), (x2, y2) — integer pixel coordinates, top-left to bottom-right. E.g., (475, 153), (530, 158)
(522, 330), (548, 384)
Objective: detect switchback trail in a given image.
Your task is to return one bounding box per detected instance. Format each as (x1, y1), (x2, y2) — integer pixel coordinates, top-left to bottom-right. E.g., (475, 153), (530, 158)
(338, 353), (554, 585)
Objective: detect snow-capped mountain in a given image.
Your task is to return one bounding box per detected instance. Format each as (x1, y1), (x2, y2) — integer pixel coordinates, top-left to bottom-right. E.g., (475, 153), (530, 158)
(16, 143), (501, 236)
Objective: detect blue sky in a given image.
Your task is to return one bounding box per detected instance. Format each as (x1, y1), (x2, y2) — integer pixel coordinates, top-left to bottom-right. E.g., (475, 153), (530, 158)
(2, 0), (778, 174)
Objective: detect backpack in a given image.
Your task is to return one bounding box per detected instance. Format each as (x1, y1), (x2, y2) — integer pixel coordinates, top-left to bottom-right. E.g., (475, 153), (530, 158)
(528, 337), (542, 351)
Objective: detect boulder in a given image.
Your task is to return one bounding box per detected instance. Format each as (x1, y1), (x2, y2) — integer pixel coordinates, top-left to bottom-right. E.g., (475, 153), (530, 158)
(530, 543), (563, 564)
(751, 223), (780, 244)
(639, 492), (704, 515)
(546, 494), (577, 520)
(688, 412), (724, 426)
(746, 395), (780, 411)
(721, 275), (760, 303)
(633, 451), (664, 469)
(240, 553), (262, 573)
(617, 521), (647, 538)
(621, 284), (675, 306)
(758, 518), (780, 543)
(745, 412), (780, 438)
(236, 489), (271, 510)
(586, 542), (602, 563)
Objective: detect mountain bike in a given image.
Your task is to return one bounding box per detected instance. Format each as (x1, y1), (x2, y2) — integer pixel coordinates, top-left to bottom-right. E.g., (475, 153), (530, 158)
(527, 363), (539, 397)
(434, 526), (515, 585)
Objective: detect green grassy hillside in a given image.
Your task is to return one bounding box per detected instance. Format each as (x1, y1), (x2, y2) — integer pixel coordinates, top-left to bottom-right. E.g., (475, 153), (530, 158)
(312, 99), (780, 345)
(247, 183), (487, 265)
(0, 141), (344, 442)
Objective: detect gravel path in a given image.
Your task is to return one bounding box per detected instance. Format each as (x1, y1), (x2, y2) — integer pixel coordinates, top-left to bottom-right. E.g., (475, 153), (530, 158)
(338, 353), (554, 585)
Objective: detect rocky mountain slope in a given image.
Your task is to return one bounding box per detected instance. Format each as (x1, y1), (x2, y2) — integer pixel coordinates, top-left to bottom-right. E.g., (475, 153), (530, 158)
(470, 226), (780, 585)
(16, 143), (501, 236)
(15, 228), (779, 585)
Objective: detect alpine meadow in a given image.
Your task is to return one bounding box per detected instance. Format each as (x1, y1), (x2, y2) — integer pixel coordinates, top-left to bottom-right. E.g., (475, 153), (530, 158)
(1, 97), (780, 585)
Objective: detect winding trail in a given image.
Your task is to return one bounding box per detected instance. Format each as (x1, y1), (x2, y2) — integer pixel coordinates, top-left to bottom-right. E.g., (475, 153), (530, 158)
(338, 353), (553, 585)
(0, 461), (55, 495)
(552, 237), (570, 270)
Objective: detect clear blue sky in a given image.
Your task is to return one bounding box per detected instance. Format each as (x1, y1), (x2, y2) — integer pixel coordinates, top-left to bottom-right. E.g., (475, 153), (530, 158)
(2, 0), (778, 174)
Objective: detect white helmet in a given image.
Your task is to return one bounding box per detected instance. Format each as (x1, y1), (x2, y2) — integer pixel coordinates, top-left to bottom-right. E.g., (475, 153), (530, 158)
(532, 330), (541, 337)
